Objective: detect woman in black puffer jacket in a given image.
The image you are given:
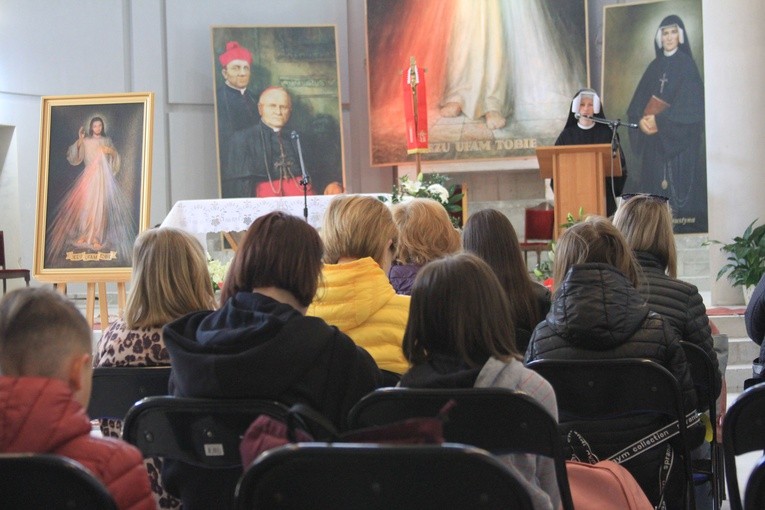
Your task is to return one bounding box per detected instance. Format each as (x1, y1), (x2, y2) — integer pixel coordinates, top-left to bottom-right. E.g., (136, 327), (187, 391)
(526, 217), (700, 509)
(613, 193), (722, 396)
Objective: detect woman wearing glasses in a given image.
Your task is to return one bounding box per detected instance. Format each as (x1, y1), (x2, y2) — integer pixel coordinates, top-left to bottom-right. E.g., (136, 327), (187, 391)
(613, 193), (721, 509)
(613, 193), (720, 391)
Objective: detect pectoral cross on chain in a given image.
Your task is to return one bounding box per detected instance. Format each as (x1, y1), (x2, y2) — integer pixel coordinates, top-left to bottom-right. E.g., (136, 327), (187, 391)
(274, 133), (294, 178)
(659, 73), (668, 94)
(274, 156), (293, 178)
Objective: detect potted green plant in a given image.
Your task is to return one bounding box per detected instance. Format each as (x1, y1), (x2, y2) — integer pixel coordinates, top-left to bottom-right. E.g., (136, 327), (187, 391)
(709, 219), (765, 303)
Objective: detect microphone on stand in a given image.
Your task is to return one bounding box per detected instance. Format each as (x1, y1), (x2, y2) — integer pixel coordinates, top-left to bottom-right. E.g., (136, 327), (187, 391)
(290, 130), (310, 222)
(575, 113), (638, 130)
(290, 131), (310, 186)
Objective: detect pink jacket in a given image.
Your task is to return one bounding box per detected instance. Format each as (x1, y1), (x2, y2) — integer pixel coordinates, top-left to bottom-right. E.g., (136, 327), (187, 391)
(0, 376), (155, 510)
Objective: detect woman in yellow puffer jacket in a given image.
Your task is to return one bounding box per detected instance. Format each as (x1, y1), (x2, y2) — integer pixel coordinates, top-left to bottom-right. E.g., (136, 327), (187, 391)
(309, 195), (410, 375)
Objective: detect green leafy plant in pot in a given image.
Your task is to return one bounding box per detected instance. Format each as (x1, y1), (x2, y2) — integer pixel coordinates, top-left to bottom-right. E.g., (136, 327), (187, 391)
(708, 219), (765, 302)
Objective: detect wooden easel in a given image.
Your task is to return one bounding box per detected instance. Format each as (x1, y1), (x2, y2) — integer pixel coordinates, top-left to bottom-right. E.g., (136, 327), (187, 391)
(55, 281), (128, 329)
(87, 282), (127, 329)
(223, 232), (239, 251)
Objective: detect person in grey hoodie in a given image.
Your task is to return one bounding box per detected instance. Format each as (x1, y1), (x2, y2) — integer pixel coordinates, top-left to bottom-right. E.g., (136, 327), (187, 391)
(400, 253), (559, 510)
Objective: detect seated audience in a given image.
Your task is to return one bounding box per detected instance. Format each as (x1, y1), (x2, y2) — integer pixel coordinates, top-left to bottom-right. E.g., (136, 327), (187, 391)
(308, 194), (410, 375)
(94, 227), (216, 509)
(0, 287), (155, 510)
(162, 211), (384, 509)
(462, 208), (551, 351)
(745, 274), (765, 384)
(388, 198), (461, 295)
(400, 253), (559, 510)
(525, 217), (699, 508)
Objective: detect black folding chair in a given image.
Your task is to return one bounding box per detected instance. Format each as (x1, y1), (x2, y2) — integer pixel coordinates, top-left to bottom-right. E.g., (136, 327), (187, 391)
(723, 383), (765, 510)
(123, 396), (290, 508)
(347, 387), (574, 510)
(527, 358), (697, 510)
(234, 443), (534, 510)
(744, 455), (765, 510)
(682, 340), (725, 508)
(87, 366), (171, 420)
(123, 395), (291, 467)
(0, 453), (117, 510)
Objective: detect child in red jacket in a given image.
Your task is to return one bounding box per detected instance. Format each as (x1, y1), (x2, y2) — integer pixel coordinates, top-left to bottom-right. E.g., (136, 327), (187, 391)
(0, 287), (155, 510)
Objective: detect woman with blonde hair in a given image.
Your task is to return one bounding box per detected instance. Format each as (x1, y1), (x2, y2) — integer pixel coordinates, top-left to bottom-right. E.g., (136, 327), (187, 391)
(95, 226), (216, 368)
(389, 198), (461, 295)
(613, 194), (720, 390)
(309, 194), (410, 375)
(462, 208), (550, 351)
(94, 226), (216, 509)
(613, 194), (721, 509)
(526, 217), (699, 508)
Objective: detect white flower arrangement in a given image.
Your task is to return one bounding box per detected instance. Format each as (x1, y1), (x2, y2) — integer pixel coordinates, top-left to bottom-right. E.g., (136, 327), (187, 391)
(380, 172), (463, 227)
(207, 256), (232, 292)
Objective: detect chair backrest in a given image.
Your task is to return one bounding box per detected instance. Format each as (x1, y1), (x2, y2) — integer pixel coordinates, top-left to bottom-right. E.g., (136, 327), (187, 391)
(680, 342), (718, 423)
(87, 366), (172, 420)
(347, 387), (574, 510)
(527, 358), (696, 509)
(525, 207), (555, 242)
(723, 383), (765, 510)
(123, 395), (290, 469)
(234, 443), (534, 510)
(680, 341), (724, 507)
(0, 453), (117, 510)
(745, 455), (765, 510)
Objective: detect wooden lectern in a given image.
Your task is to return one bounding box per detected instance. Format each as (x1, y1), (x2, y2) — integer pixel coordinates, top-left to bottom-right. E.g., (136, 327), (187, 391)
(535, 143), (622, 239)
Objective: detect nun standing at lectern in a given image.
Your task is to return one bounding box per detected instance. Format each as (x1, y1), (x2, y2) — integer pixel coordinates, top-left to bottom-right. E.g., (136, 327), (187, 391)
(554, 88), (627, 217)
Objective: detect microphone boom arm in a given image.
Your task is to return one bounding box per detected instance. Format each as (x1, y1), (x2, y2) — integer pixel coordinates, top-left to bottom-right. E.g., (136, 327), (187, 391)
(576, 113), (638, 130)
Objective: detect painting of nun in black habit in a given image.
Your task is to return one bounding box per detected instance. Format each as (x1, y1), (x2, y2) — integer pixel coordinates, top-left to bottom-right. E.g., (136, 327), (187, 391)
(625, 13), (706, 233)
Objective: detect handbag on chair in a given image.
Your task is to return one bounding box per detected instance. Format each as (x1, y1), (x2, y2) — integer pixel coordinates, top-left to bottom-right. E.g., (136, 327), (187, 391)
(240, 401), (451, 468)
(565, 431), (653, 510)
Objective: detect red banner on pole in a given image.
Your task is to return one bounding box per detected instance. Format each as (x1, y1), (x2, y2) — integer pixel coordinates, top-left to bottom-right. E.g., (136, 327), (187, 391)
(402, 58), (429, 154)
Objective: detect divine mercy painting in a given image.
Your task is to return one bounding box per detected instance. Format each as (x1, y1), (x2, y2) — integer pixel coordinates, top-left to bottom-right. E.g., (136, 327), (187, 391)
(366, 0), (588, 166)
(34, 93), (153, 281)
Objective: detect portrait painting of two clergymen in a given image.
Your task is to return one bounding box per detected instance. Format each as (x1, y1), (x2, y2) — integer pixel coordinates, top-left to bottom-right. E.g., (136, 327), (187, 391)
(212, 25), (346, 199)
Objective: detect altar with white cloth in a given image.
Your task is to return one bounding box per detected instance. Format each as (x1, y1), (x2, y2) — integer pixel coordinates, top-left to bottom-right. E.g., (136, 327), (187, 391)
(160, 194), (390, 250)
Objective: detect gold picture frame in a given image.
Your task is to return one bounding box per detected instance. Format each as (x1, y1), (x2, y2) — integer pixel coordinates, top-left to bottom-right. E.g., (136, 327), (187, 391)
(33, 92), (154, 283)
